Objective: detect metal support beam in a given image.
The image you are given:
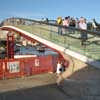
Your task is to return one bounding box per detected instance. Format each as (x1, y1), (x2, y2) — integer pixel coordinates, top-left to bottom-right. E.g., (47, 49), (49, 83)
(7, 32), (14, 59)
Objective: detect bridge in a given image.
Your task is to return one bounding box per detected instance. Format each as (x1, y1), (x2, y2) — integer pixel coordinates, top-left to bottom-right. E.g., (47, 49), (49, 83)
(0, 24), (100, 100)
(0, 24), (100, 69)
(1, 17), (100, 68)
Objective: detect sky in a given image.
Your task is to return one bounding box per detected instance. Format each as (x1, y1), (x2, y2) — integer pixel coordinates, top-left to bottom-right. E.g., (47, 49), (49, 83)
(0, 0), (100, 21)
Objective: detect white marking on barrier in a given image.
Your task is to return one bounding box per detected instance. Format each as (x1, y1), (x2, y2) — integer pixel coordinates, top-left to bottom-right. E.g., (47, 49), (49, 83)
(7, 61), (20, 73)
(35, 59), (40, 67)
(14, 55), (37, 58)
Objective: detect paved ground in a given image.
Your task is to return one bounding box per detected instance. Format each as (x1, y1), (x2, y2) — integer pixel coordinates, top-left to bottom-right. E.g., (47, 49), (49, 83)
(0, 73), (74, 100)
(56, 53), (100, 100)
(0, 68), (100, 100)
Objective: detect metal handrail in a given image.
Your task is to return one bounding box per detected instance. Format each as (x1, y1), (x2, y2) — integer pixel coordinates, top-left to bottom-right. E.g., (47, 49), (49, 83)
(2, 17), (100, 37)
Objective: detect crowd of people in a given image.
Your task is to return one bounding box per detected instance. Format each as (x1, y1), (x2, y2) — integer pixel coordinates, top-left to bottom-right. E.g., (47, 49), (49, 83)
(57, 16), (87, 31)
(57, 16), (89, 45)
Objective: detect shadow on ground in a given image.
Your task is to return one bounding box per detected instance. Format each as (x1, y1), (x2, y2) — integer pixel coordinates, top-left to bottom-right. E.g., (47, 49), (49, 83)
(61, 64), (100, 100)
(69, 65), (100, 80)
(0, 83), (75, 100)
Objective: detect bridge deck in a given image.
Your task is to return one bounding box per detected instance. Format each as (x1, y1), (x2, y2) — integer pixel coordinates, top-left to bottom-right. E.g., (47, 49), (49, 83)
(16, 25), (100, 61)
(0, 25), (100, 68)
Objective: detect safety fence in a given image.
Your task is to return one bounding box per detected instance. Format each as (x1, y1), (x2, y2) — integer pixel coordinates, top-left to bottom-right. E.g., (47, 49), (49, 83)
(1, 17), (100, 61)
(0, 55), (57, 79)
(8, 18), (99, 61)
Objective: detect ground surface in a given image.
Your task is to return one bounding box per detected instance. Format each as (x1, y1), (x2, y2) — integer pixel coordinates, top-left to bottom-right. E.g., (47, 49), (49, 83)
(0, 64), (100, 100)
(0, 73), (72, 100)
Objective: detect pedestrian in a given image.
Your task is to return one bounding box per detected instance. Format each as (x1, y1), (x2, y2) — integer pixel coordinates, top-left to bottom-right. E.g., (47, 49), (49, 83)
(63, 17), (70, 27)
(63, 17), (70, 35)
(92, 19), (97, 31)
(75, 18), (79, 28)
(79, 17), (88, 46)
(56, 61), (65, 85)
(56, 61), (62, 77)
(57, 17), (63, 35)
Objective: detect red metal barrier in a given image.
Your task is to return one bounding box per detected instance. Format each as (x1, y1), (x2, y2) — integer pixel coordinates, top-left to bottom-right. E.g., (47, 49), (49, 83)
(0, 61), (4, 79)
(32, 55), (54, 74)
(0, 26), (69, 79)
(0, 55), (58, 79)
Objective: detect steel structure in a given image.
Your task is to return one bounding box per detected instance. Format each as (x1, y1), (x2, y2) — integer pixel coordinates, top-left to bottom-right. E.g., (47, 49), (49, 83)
(0, 26), (69, 79)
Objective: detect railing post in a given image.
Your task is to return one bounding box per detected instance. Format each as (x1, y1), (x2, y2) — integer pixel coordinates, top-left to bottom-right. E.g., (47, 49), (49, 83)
(7, 32), (14, 59)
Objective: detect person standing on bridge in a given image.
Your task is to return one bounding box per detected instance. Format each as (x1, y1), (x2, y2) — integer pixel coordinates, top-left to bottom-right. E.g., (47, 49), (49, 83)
(57, 17), (63, 35)
(63, 17), (70, 34)
(63, 17), (70, 27)
(79, 17), (88, 46)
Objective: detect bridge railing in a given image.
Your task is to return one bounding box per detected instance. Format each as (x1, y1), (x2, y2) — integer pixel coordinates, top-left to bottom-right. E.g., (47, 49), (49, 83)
(2, 18), (100, 61)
